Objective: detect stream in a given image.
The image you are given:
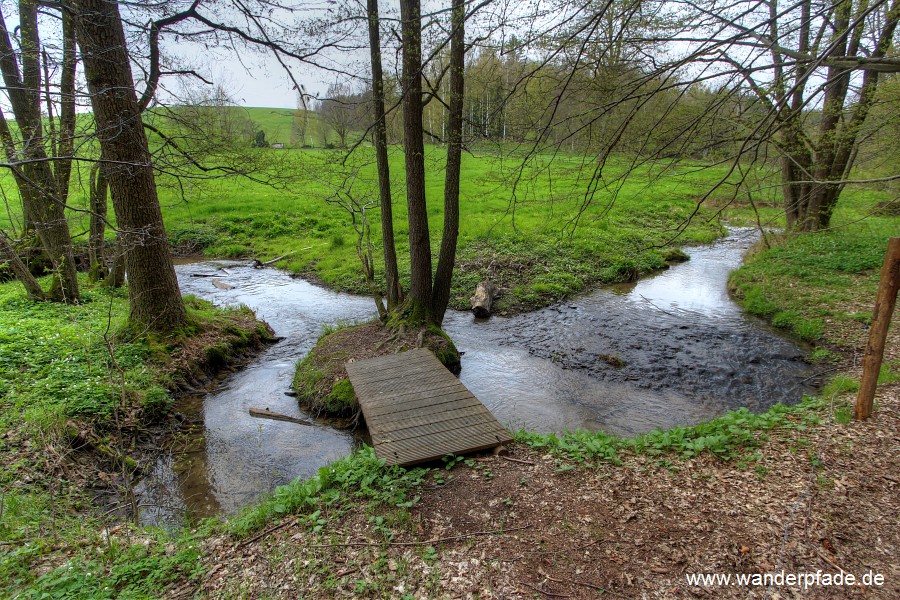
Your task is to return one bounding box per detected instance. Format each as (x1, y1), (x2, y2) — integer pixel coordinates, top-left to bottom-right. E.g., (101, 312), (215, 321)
(135, 228), (819, 526)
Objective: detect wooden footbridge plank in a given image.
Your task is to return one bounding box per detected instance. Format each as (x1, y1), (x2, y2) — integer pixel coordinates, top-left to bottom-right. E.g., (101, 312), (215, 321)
(345, 347), (512, 466)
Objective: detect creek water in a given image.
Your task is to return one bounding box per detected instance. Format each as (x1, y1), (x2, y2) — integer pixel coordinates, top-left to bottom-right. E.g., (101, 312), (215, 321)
(135, 228), (819, 525)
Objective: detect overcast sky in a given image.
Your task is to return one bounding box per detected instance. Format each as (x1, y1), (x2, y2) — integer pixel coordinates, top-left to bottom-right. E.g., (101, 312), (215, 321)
(152, 0), (384, 110)
(160, 38), (343, 110)
(181, 51), (307, 109)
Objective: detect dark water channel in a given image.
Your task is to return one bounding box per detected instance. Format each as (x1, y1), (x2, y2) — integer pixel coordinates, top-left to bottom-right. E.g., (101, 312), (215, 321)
(135, 228), (818, 525)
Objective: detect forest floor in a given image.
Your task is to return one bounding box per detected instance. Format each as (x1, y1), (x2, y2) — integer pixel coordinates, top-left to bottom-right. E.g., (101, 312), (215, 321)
(200, 384), (898, 599)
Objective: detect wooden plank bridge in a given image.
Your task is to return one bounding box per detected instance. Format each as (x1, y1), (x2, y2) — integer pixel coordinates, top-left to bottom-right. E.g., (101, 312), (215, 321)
(345, 347), (512, 466)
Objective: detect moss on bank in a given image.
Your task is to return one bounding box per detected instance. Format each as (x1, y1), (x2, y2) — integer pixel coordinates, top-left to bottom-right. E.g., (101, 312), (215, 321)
(293, 321), (460, 419)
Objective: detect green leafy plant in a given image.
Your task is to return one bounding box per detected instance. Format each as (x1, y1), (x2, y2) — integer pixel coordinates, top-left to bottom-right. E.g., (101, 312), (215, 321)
(230, 447), (427, 537)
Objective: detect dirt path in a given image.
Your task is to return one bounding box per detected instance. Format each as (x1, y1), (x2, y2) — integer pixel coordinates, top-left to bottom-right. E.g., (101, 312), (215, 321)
(198, 382), (898, 599)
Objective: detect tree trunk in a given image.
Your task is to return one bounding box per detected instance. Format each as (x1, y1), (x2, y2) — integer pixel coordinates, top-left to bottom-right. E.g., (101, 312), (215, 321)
(55, 12), (77, 205)
(73, 0), (186, 331)
(0, 2), (79, 302)
(780, 119), (812, 230)
(0, 108), (35, 237)
(0, 230), (44, 299)
(781, 0), (812, 231)
(88, 162), (108, 282)
(813, 0), (899, 229)
(782, 0), (899, 232)
(399, 0), (432, 321)
(804, 3), (852, 231)
(367, 0), (402, 310)
(105, 233), (126, 289)
(429, 0), (465, 325)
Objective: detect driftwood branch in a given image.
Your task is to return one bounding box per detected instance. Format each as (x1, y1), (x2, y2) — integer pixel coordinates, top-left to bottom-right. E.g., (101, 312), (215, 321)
(248, 408), (313, 426)
(252, 251), (298, 268)
(236, 517), (297, 549)
(500, 456), (536, 466)
(309, 524), (532, 548)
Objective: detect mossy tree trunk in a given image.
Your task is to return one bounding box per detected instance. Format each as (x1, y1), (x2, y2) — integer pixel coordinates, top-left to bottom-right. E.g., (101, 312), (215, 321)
(429, 0), (464, 322)
(777, 0), (899, 231)
(73, 0), (186, 331)
(396, 0), (465, 327)
(367, 0), (403, 310)
(0, 1), (80, 302)
(399, 0), (433, 323)
(87, 162), (109, 282)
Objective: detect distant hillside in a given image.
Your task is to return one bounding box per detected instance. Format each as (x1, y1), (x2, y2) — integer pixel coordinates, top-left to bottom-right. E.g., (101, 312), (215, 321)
(241, 107), (296, 144)
(241, 106), (326, 147)
(161, 105), (316, 146)
(3, 105), (327, 149)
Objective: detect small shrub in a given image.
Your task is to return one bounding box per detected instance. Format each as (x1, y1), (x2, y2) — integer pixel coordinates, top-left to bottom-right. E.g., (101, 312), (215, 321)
(141, 386), (172, 418)
(821, 375), (859, 398)
(808, 347), (837, 364)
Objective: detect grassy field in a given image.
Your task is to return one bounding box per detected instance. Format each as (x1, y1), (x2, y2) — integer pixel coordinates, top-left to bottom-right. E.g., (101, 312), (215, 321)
(2, 107), (735, 311)
(3, 106), (894, 315)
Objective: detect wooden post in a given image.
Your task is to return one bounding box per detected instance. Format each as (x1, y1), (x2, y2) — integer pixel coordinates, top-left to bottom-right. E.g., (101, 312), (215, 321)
(854, 237), (900, 420)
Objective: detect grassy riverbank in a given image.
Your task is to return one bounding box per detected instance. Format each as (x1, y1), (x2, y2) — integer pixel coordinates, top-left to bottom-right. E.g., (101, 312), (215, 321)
(729, 191), (899, 363)
(0, 275), (274, 595)
(159, 148), (724, 313)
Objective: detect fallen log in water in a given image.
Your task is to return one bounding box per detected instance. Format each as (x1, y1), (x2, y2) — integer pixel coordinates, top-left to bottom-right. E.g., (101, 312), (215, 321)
(470, 280), (498, 318)
(248, 407), (313, 426)
(251, 250), (298, 268)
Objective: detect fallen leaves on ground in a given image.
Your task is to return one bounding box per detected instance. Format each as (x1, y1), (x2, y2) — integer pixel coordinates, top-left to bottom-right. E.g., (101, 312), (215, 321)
(198, 383), (898, 599)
